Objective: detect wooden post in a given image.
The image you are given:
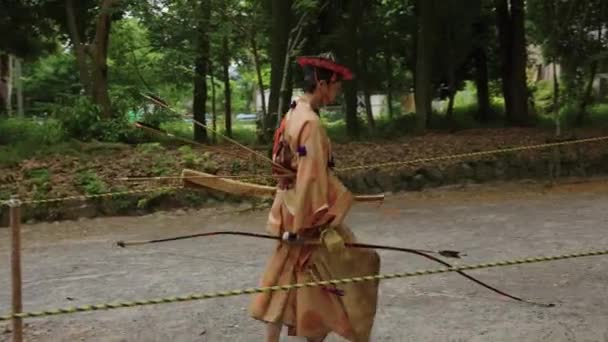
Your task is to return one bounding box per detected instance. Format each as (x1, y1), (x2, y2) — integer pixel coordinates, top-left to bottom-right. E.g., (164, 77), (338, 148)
(9, 195), (23, 342)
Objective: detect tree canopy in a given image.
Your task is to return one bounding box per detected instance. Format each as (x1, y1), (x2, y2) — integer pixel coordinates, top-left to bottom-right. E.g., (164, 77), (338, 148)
(1, 0), (607, 142)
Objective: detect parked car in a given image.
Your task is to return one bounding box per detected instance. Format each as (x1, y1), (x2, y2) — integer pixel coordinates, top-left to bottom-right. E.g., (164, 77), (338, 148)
(236, 113), (257, 122)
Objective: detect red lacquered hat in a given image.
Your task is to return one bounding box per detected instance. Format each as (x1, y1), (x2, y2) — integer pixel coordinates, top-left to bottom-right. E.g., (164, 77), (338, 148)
(296, 52), (354, 81)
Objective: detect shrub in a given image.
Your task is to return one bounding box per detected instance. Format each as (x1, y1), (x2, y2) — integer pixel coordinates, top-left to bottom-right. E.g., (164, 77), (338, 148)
(74, 170), (107, 195)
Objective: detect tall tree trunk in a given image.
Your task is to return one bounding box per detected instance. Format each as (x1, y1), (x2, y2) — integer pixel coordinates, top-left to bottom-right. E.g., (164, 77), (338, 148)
(193, 0), (210, 143)
(222, 36), (232, 138)
(210, 61), (217, 143)
(552, 60), (560, 136)
(474, 46), (491, 123)
(446, 91), (456, 123)
(343, 0), (361, 138)
(363, 89), (374, 129)
(90, 0), (116, 119)
(6, 55), (12, 116)
(575, 24), (602, 126)
(360, 47), (375, 129)
(14, 58), (23, 116)
(267, 0), (292, 133)
(495, 0), (513, 122)
(384, 48), (394, 119)
(282, 63), (293, 115)
(509, 0), (529, 125)
(575, 61), (598, 126)
(415, 0), (434, 133)
(193, 57), (208, 143)
(65, 0), (92, 95)
(252, 36), (266, 144)
(0, 54), (8, 113)
(445, 19), (456, 128)
(551, 60), (561, 180)
(251, 33), (266, 118)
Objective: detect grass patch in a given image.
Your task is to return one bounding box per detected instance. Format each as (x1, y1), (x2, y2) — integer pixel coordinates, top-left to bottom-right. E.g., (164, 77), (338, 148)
(587, 103), (608, 127)
(136, 142), (166, 155)
(0, 117), (65, 146)
(0, 116), (71, 166)
(0, 140), (84, 167)
(74, 170), (108, 195)
(161, 119), (258, 145)
(24, 168), (52, 198)
(535, 103), (608, 130)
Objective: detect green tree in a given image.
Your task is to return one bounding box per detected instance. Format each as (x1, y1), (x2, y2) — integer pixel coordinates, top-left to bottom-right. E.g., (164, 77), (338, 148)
(49, 0), (123, 119)
(414, 0), (436, 133)
(495, 0), (530, 125)
(266, 0), (294, 134)
(529, 0), (608, 125)
(137, 0), (211, 142)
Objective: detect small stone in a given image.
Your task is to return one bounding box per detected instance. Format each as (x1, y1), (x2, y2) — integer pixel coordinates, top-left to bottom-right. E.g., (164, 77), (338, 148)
(200, 329), (207, 336)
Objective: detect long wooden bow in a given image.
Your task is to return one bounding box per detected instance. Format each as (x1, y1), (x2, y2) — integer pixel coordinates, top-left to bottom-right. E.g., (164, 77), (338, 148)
(115, 231), (553, 307)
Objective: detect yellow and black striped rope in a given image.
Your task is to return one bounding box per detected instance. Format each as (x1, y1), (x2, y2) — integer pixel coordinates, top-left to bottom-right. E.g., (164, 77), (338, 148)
(1, 248), (606, 322)
(0, 186), (182, 207)
(336, 135), (608, 173)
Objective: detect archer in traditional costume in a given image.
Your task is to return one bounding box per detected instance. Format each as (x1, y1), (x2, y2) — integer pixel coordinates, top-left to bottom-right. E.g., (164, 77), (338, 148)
(249, 53), (380, 342)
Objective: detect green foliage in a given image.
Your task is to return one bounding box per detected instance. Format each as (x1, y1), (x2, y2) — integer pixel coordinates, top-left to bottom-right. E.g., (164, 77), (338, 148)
(0, 117), (65, 146)
(224, 122), (257, 145)
(201, 152), (219, 174)
(51, 96), (101, 140)
(231, 160), (242, 174)
(176, 146), (221, 174)
(74, 170), (107, 195)
(0, 0), (57, 58)
(528, 0), (608, 103)
(22, 51), (81, 116)
(6, 0), (607, 152)
(0, 147), (22, 167)
(135, 142), (173, 176)
(42, 95), (145, 144)
(0, 116), (68, 166)
(25, 168), (52, 198)
(530, 80), (555, 113)
(136, 142), (166, 155)
(178, 145), (203, 168)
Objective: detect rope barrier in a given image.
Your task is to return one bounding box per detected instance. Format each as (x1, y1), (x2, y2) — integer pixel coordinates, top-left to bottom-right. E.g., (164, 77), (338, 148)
(1, 248), (606, 322)
(111, 134), (608, 184)
(0, 186), (182, 207)
(335, 135), (608, 173)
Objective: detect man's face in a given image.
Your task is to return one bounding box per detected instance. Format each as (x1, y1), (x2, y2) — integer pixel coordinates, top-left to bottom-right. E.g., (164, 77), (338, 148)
(319, 79), (342, 105)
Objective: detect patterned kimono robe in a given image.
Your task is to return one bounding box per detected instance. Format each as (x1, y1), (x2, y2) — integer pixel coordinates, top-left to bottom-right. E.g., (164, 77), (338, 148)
(249, 98), (380, 341)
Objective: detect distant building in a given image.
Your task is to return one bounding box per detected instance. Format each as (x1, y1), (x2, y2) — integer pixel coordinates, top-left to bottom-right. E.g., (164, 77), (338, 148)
(528, 44), (608, 100)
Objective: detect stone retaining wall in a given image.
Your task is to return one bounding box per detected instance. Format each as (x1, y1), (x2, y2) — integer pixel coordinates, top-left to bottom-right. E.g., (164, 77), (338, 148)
(2, 152), (608, 226)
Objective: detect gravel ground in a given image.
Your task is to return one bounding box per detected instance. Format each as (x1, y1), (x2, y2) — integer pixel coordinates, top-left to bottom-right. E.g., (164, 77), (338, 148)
(1, 179), (608, 342)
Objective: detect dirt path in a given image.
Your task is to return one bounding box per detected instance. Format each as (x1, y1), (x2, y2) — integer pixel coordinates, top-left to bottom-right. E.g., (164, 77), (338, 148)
(1, 180), (608, 341)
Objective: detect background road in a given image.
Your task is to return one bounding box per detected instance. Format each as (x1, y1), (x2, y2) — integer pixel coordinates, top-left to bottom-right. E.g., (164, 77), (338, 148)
(1, 180), (608, 341)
